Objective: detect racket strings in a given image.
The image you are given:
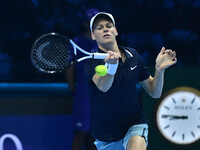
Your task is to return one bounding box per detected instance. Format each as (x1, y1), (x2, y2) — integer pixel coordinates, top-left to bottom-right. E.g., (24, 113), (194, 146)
(32, 36), (72, 73)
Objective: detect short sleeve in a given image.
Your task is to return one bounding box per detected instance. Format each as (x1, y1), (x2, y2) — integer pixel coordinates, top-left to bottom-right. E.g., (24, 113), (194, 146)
(138, 56), (150, 82)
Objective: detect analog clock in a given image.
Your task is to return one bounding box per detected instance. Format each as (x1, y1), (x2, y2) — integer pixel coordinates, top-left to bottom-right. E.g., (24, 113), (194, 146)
(155, 86), (200, 146)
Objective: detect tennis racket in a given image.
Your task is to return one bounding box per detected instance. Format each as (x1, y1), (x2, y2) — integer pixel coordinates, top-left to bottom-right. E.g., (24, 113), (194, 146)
(31, 32), (108, 73)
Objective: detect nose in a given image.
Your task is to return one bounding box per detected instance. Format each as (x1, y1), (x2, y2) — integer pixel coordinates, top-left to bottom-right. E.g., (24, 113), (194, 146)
(103, 29), (108, 33)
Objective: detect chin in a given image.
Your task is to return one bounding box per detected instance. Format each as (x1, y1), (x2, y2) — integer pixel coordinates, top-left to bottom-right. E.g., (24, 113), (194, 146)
(103, 39), (114, 44)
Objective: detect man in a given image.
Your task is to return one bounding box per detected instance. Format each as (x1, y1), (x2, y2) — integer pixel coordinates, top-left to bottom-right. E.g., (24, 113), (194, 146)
(66, 8), (99, 150)
(85, 12), (177, 150)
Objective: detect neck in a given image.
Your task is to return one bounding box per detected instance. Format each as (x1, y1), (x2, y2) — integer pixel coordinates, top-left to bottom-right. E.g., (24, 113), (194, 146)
(98, 41), (121, 56)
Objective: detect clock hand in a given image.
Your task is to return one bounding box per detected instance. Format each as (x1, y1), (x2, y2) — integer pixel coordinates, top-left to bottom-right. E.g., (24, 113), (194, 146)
(170, 115), (188, 120)
(162, 115), (188, 120)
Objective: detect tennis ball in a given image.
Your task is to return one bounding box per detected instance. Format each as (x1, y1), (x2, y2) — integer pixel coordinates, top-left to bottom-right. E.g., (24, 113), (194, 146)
(95, 65), (107, 76)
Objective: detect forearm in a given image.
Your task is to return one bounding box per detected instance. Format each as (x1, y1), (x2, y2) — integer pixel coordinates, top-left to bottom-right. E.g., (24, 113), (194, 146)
(92, 73), (114, 92)
(92, 51), (119, 92)
(150, 47), (177, 98)
(140, 47), (177, 98)
(150, 69), (165, 98)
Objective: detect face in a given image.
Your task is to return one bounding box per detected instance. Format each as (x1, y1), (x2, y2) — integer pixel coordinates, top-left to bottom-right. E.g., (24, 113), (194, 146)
(91, 19), (118, 46)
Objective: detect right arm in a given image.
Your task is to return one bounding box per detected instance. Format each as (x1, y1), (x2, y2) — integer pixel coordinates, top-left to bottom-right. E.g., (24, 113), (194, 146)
(92, 73), (114, 92)
(92, 51), (120, 92)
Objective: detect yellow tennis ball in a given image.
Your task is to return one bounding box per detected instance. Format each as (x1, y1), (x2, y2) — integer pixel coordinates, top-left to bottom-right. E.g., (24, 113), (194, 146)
(95, 65), (107, 76)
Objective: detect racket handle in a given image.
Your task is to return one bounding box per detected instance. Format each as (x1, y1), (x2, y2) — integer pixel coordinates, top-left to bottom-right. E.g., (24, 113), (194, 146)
(93, 53), (109, 59)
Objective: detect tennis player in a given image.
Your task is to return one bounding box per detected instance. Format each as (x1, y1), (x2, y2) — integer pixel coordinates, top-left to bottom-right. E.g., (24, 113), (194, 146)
(85, 12), (177, 150)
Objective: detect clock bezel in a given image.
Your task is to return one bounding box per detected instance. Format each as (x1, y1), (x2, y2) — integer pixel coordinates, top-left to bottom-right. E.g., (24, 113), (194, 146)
(154, 86), (200, 147)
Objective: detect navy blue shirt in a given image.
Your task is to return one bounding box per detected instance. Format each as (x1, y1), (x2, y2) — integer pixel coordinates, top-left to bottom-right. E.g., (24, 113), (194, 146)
(85, 46), (150, 142)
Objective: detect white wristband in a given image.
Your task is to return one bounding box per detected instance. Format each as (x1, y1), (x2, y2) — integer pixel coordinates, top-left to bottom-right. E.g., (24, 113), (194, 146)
(105, 63), (118, 75)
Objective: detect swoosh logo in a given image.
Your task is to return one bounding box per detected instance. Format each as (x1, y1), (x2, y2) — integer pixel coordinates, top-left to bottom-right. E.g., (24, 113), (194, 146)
(130, 65), (137, 70)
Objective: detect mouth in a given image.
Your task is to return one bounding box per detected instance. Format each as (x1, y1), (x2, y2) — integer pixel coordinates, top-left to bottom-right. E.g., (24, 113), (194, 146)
(103, 34), (111, 38)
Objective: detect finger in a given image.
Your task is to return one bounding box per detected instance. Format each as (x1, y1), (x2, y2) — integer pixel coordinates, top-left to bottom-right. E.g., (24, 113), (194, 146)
(113, 53), (120, 59)
(104, 54), (112, 62)
(168, 50), (173, 57)
(172, 57), (177, 63)
(172, 51), (176, 58)
(160, 47), (165, 55)
(111, 53), (119, 63)
(109, 55), (115, 62)
(107, 50), (114, 54)
(168, 50), (176, 58)
(164, 49), (173, 56)
(104, 55), (115, 63)
(107, 54), (119, 64)
(174, 57), (177, 63)
(104, 57), (109, 63)
(170, 58), (177, 66)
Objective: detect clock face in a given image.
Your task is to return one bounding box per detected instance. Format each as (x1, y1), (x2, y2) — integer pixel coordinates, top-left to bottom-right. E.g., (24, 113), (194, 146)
(156, 87), (200, 146)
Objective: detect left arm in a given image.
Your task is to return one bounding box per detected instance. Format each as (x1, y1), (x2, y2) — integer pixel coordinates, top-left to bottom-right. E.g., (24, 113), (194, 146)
(139, 47), (177, 98)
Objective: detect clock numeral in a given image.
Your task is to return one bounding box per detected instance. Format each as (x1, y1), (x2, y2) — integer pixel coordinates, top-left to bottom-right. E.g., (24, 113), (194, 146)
(197, 107), (200, 111)
(197, 125), (200, 129)
(182, 134), (185, 140)
(172, 98), (176, 104)
(164, 125), (170, 129)
(191, 131), (195, 137)
(172, 131), (176, 137)
(164, 106), (170, 110)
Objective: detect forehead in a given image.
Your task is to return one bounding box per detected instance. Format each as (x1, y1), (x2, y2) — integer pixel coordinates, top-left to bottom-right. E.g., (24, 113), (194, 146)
(94, 18), (113, 26)
(96, 19), (112, 25)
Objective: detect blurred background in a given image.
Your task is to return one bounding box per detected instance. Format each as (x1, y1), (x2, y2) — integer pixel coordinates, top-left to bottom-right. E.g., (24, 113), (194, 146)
(0, 0), (199, 150)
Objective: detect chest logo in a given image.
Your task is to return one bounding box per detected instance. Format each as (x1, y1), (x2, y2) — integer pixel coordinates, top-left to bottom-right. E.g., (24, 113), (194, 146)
(130, 65), (137, 70)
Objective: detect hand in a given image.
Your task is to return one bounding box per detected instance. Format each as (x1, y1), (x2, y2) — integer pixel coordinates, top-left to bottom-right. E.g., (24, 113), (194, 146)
(162, 114), (188, 120)
(155, 47), (177, 71)
(104, 50), (120, 64)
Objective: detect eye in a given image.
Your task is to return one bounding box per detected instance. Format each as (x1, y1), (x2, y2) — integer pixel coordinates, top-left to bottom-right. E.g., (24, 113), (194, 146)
(106, 23), (113, 28)
(96, 25), (103, 30)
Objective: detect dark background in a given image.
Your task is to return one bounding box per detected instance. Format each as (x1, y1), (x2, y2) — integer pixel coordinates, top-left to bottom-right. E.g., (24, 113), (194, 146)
(0, 0), (200, 82)
(0, 0), (200, 150)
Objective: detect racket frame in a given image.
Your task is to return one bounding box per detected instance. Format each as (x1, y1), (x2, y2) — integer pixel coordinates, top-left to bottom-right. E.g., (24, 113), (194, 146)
(31, 32), (109, 73)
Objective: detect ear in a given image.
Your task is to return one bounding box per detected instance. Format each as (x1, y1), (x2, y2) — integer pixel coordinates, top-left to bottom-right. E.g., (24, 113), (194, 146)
(115, 27), (118, 36)
(91, 32), (96, 40)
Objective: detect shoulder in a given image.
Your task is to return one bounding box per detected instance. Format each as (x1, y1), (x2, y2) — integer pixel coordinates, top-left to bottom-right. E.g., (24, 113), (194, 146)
(120, 45), (141, 58)
(125, 46), (139, 55)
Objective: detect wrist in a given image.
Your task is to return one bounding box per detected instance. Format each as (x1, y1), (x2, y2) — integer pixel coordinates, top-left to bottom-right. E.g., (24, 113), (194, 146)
(105, 63), (119, 75)
(155, 64), (163, 71)
(155, 65), (165, 74)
